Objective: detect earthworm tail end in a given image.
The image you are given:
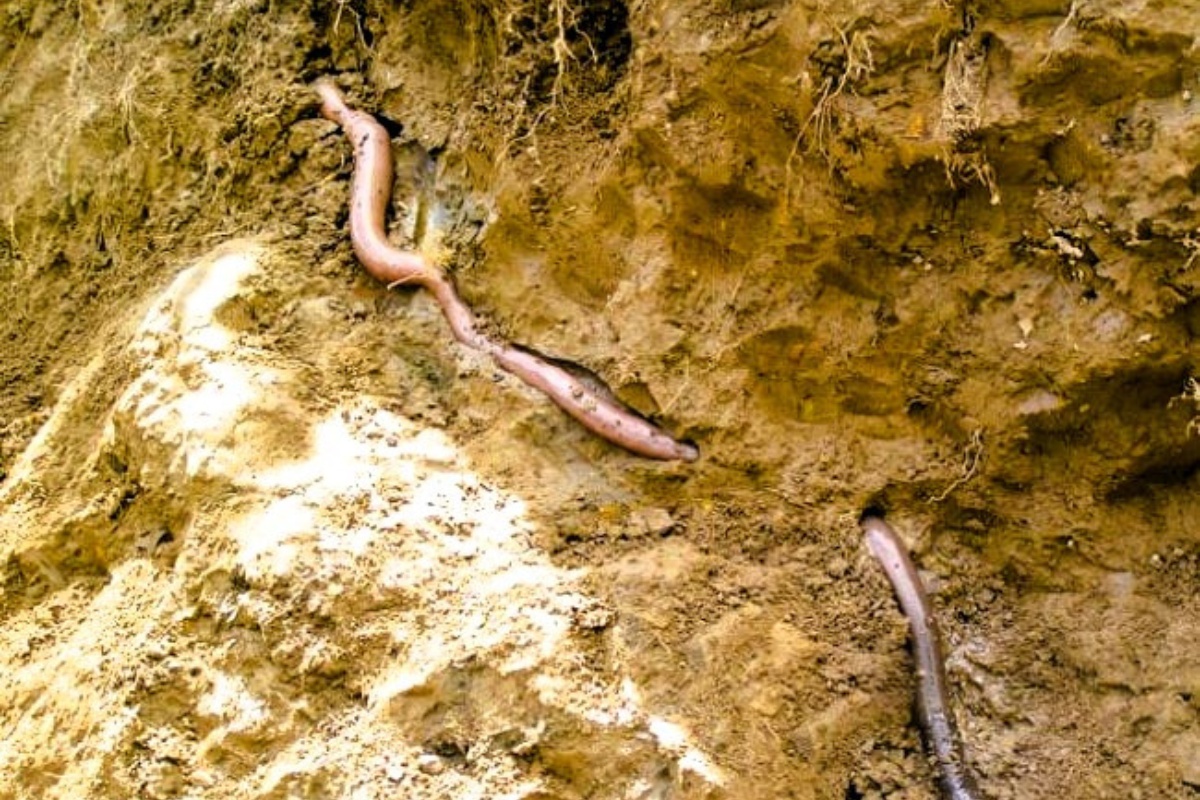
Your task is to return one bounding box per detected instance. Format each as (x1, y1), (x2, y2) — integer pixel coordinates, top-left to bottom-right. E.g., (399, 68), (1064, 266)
(861, 515), (986, 800)
(493, 345), (700, 462)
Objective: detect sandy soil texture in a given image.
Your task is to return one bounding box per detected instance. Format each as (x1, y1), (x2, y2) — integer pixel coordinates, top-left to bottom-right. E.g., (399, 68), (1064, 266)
(1, 1), (1197, 798)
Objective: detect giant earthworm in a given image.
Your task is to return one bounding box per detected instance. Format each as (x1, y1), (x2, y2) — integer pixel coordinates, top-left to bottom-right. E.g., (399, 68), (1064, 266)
(314, 78), (698, 461)
(861, 515), (986, 800)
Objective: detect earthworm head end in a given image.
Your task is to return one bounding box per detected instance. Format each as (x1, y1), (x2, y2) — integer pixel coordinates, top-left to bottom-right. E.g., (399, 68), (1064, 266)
(313, 77), (350, 124)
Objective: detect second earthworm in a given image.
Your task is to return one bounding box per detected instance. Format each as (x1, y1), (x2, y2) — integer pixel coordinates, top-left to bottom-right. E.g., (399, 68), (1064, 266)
(861, 515), (986, 800)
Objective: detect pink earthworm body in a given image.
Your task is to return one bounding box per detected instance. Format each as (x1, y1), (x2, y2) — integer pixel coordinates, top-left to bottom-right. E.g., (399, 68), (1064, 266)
(492, 346), (699, 462)
(314, 79), (698, 462)
(861, 515), (986, 800)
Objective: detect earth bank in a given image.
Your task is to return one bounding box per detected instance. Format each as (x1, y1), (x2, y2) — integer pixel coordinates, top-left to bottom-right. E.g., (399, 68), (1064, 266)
(0, 1), (1197, 799)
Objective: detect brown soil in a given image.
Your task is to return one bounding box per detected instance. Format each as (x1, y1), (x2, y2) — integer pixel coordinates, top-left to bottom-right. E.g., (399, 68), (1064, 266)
(1, 1), (1197, 799)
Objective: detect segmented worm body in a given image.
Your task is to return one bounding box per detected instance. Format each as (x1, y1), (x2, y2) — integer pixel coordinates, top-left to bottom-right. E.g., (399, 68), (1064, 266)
(314, 79), (698, 462)
(861, 516), (985, 800)
(494, 345), (699, 461)
(314, 80), (490, 351)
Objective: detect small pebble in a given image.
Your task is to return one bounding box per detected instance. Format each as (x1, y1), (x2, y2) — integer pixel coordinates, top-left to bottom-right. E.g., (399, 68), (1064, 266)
(417, 753), (445, 776)
(630, 507), (675, 536)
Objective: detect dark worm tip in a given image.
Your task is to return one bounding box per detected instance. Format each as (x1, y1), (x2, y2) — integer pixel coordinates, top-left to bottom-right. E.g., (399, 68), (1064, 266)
(859, 504), (887, 524)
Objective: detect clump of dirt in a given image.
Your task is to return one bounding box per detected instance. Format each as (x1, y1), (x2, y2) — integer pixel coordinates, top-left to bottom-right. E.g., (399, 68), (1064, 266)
(1, 1), (1197, 799)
